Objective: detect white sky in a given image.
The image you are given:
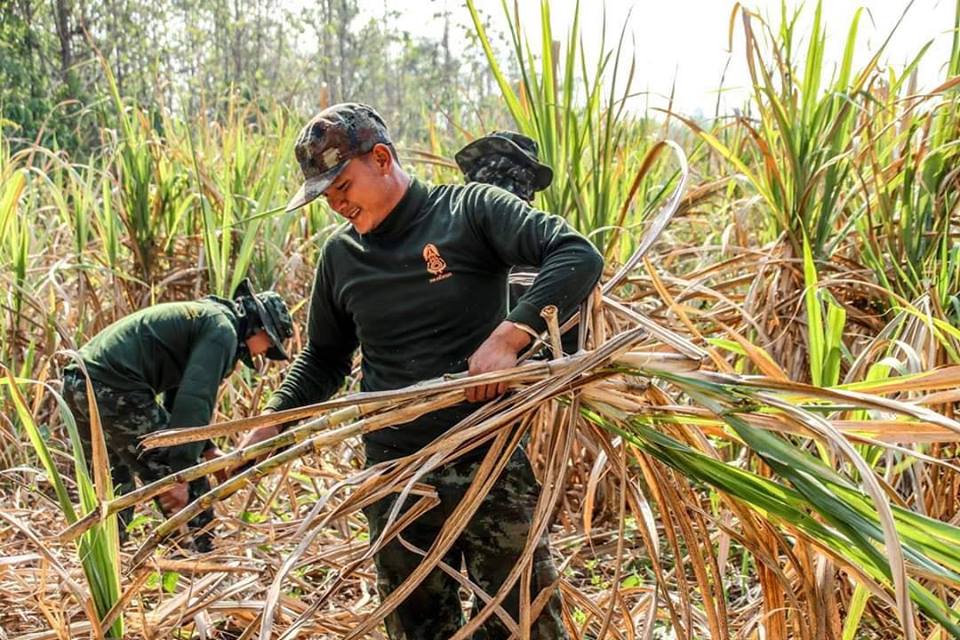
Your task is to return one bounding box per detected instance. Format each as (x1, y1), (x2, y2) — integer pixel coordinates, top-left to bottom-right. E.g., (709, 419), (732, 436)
(355, 0), (957, 116)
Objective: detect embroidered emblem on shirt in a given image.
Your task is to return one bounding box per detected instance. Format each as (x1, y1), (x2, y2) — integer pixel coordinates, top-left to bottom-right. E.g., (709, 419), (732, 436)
(423, 243), (452, 282)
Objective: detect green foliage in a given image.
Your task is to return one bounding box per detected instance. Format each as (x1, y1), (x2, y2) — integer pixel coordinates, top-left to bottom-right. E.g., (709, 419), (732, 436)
(3, 371), (123, 638)
(585, 368), (960, 636)
(0, 9), (85, 151)
(103, 69), (188, 282)
(0, 0), (506, 156)
(0, 143), (30, 318)
(854, 40), (960, 318)
(802, 238), (847, 387)
(465, 0), (681, 259)
(180, 99), (302, 293)
(685, 2), (880, 258)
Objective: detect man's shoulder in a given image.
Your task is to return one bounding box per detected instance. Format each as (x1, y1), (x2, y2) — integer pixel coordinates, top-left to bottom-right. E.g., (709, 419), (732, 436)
(183, 300), (240, 344)
(135, 299), (238, 347)
(429, 180), (504, 202)
(90, 300), (236, 345)
(159, 299), (223, 322)
(122, 300), (203, 325)
(320, 222), (357, 256)
(427, 181), (520, 217)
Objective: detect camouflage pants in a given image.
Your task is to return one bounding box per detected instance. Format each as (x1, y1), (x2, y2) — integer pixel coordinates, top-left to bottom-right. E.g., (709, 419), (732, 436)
(363, 448), (568, 640)
(61, 370), (213, 545)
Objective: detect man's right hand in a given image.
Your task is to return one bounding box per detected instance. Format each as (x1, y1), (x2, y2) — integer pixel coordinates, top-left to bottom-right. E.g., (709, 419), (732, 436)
(465, 320), (532, 402)
(202, 446), (230, 484)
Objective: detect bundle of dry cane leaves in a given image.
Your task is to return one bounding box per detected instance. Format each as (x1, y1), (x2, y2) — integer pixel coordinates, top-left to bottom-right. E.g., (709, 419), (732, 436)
(46, 147), (960, 640)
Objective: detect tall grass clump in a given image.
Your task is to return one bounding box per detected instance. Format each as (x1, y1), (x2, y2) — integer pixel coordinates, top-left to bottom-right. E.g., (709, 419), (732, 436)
(855, 3), (960, 323)
(684, 1), (880, 258)
(177, 97), (303, 294)
(101, 60), (189, 284)
(0, 123), (30, 323)
(124, 312), (960, 640)
(465, 0), (689, 262)
(671, 2), (953, 380)
(4, 370), (123, 638)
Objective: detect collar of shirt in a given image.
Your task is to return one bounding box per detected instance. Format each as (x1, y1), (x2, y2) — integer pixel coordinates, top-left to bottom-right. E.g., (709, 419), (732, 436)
(363, 177), (429, 241)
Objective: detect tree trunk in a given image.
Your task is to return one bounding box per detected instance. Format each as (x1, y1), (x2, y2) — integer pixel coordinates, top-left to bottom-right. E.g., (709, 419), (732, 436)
(337, 0), (348, 99)
(53, 0), (74, 87)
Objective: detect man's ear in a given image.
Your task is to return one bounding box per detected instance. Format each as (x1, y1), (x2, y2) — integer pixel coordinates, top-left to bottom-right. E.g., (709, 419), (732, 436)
(372, 143), (393, 173)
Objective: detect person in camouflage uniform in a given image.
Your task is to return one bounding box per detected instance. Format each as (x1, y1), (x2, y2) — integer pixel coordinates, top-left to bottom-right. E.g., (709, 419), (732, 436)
(63, 280), (294, 549)
(363, 449), (566, 640)
(242, 103), (603, 638)
(456, 131), (580, 356)
(454, 130), (553, 205)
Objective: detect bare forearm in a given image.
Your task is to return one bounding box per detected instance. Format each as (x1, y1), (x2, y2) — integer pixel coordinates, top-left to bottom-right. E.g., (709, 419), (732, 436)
(465, 321), (532, 402)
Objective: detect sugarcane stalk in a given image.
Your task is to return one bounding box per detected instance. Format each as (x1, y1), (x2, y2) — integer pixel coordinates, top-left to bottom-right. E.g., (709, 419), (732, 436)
(540, 305), (562, 358)
(129, 391), (465, 568)
(144, 347), (701, 453)
(351, 342), (615, 640)
(604, 296), (707, 360)
(62, 394), (458, 543)
(143, 347), (691, 451)
(547, 291), (706, 363)
(591, 285), (606, 347)
(127, 331), (697, 566)
(59, 405), (363, 543)
(140, 327), (658, 615)
(131, 333), (631, 567)
(616, 352), (702, 373)
(64, 347), (699, 544)
(140, 400), (387, 449)
(141, 358), (566, 449)
(386, 328), (657, 472)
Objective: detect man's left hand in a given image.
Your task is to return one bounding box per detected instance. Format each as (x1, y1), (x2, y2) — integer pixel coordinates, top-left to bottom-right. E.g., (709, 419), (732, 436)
(158, 481), (189, 514)
(466, 321), (532, 402)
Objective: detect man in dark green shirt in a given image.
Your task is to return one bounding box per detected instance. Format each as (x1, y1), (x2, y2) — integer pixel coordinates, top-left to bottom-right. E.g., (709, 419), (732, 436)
(244, 103), (602, 638)
(63, 282), (293, 549)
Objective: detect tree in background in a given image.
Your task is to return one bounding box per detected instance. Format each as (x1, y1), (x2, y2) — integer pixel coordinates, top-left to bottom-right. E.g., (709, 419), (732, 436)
(0, 0), (513, 154)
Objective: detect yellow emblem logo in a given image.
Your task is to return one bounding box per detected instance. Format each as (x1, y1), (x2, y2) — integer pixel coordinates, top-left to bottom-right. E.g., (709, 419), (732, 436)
(423, 244), (451, 282)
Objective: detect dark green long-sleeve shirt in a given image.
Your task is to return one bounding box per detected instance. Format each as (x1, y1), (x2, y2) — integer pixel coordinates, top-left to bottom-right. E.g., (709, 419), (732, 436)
(68, 300), (241, 433)
(267, 178), (603, 459)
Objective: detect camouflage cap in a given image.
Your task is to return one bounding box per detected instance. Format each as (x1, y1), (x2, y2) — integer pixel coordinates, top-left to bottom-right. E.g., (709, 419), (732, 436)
(286, 103), (392, 212)
(455, 130), (554, 194)
(233, 279), (294, 361)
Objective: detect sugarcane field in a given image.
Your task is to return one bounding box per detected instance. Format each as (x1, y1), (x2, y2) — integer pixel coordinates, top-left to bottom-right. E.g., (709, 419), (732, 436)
(2, 0), (959, 638)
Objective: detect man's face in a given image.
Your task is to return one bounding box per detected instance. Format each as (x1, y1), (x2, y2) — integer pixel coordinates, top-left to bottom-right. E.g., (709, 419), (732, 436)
(245, 329), (271, 356)
(321, 148), (396, 234)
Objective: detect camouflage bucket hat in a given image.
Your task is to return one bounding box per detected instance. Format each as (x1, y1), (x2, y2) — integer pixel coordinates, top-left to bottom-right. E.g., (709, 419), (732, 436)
(255, 292), (294, 360)
(286, 102), (393, 212)
(454, 130), (554, 192)
(233, 279), (294, 361)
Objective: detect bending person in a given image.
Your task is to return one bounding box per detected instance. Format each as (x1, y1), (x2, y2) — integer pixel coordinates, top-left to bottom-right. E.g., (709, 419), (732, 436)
(62, 280), (293, 550)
